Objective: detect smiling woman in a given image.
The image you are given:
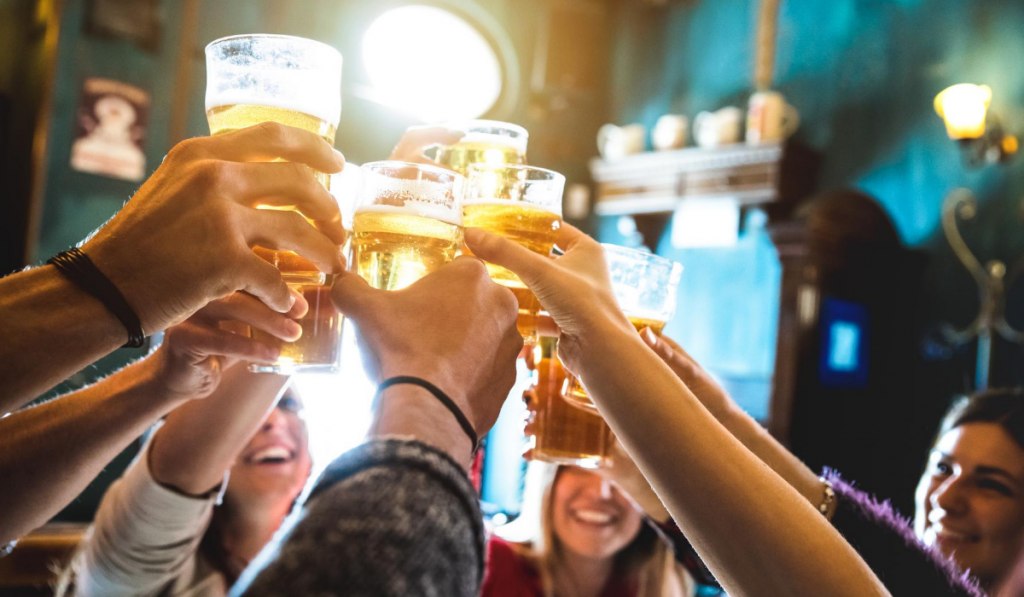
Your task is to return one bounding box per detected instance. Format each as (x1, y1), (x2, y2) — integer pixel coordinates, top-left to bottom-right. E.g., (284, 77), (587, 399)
(59, 367), (314, 597)
(361, 5), (505, 121)
(484, 462), (694, 597)
(914, 389), (1024, 593)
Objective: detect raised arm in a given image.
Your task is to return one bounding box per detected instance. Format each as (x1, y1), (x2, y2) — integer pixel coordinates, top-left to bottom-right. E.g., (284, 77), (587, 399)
(149, 363), (291, 496)
(467, 225), (891, 597)
(0, 122), (345, 415)
(0, 291), (303, 545)
(640, 332), (827, 511)
(231, 259), (523, 596)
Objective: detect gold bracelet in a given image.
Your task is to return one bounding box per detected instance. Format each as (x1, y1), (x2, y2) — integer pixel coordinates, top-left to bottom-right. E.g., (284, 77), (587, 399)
(817, 477), (836, 519)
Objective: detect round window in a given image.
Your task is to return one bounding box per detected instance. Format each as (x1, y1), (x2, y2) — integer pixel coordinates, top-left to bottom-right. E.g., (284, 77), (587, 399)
(362, 5), (504, 121)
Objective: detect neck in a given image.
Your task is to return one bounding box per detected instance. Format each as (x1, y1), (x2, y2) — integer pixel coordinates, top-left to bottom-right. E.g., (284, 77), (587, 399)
(553, 548), (616, 597)
(217, 496), (293, 569)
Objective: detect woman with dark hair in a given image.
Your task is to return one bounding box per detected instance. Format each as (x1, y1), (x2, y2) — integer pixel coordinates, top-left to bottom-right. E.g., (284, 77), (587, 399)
(914, 390), (1024, 594)
(63, 364), (312, 596)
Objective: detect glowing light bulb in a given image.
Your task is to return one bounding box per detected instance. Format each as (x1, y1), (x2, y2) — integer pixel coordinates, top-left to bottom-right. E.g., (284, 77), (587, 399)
(934, 84), (992, 140)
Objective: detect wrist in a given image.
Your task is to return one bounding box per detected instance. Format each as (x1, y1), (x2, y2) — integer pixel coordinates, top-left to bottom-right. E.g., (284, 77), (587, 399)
(42, 264), (126, 346)
(561, 315), (638, 378)
(371, 383), (473, 468)
(138, 348), (199, 407)
(81, 239), (161, 335)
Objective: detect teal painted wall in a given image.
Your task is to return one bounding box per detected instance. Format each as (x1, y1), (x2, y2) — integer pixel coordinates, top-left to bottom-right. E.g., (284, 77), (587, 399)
(602, 0), (1024, 421)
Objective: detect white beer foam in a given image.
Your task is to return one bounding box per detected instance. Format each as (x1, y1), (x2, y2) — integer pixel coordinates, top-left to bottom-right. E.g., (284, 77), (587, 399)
(458, 131), (528, 154)
(355, 203), (463, 227)
(206, 90), (341, 128)
(462, 197), (562, 216)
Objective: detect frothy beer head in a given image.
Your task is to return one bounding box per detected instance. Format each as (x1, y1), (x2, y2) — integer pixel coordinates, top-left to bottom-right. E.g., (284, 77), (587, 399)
(444, 120), (528, 154)
(351, 161), (466, 291)
(205, 34), (342, 128)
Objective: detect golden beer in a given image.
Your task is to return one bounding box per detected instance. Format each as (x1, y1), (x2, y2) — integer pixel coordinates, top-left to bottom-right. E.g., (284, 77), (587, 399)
(463, 164), (564, 341)
(352, 206), (463, 291)
(205, 34), (343, 373)
(436, 140), (525, 175)
(249, 280), (342, 368)
(462, 200), (560, 334)
(563, 315), (667, 408)
(206, 103), (337, 189)
(435, 121), (527, 175)
(529, 336), (613, 468)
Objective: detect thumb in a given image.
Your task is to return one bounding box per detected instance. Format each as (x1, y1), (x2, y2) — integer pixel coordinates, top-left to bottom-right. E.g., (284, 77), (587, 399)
(464, 227), (555, 291)
(641, 327), (674, 362)
(330, 270), (379, 318)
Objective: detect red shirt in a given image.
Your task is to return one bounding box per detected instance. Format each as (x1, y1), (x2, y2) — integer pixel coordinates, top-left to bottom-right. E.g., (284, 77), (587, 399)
(481, 537), (638, 597)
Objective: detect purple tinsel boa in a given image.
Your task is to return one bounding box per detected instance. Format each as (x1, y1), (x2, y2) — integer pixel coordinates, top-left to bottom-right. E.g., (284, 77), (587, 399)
(823, 469), (985, 597)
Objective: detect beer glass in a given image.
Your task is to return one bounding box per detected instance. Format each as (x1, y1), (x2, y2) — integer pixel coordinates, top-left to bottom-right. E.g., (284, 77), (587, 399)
(205, 34), (343, 374)
(528, 336), (614, 468)
(352, 161), (465, 291)
(563, 245), (683, 410)
(463, 164), (564, 341)
(434, 120), (528, 175)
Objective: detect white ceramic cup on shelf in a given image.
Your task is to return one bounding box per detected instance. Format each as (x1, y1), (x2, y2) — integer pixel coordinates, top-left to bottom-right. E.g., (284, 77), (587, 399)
(597, 123), (647, 161)
(693, 106), (743, 147)
(652, 114), (689, 151)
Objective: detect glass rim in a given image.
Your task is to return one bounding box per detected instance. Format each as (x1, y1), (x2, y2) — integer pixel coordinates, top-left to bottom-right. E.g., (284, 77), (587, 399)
(440, 119), (528, 138)
(466, 162), (565, 183)
(361, 160), (467, 184)
(205, 34), (342, 62)
(601, 244), (683, 277)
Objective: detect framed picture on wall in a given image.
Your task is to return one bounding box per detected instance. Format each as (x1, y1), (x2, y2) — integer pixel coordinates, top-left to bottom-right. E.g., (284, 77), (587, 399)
(70, 78), (149, 182)
(85, 0), (163, 52)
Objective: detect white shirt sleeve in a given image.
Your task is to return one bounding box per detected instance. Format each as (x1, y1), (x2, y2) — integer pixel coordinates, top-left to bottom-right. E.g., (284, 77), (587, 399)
(74, 439), (221, 597)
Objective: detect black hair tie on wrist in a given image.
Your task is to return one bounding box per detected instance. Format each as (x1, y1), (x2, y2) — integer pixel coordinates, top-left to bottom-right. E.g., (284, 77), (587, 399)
(375, 376), (479, 453)
(47, 247), (146, 348)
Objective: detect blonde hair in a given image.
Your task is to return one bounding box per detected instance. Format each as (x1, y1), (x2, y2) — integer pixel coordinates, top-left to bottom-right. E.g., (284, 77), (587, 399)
(496, 462), (694, 597)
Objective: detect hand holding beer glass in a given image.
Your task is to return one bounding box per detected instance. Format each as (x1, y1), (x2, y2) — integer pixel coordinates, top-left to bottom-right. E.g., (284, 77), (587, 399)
(205, 34), (344, 373)
(463, 164), (564, 340)
(351, 162), (465, 291)
(563, 246), (683, 411)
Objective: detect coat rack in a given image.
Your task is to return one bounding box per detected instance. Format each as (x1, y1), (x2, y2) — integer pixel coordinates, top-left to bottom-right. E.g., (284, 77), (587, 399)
(938, 188), (1024, 390)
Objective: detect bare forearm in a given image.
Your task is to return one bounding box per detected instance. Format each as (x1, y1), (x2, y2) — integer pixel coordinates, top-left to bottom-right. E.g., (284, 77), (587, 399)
(150, 365), (289, 495)
(718, 405), (826, 508)
(0, 356), (184, 543)
(577, 325), (889, 597)
(0, 266), (126, 415)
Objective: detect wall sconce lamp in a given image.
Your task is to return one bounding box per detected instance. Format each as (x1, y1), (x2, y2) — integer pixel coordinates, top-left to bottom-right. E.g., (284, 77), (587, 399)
(934, 84), (1018, 167)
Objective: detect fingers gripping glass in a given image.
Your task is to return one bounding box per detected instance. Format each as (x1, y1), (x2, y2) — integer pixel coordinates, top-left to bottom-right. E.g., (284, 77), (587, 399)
(462, 163), (565, 342)
(563, 245), (683, 412)
(205, 34), (344, 374)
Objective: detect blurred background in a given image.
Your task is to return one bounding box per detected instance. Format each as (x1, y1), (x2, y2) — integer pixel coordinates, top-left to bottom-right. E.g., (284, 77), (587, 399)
(2, 0), (1023, 590)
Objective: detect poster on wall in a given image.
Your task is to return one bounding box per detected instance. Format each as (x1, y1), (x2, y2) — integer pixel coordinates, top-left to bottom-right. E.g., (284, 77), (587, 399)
(70, 78), (149, 182)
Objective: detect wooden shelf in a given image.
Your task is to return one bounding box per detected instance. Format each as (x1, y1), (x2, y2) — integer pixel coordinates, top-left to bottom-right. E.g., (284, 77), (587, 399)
(589, 142), (816, 217)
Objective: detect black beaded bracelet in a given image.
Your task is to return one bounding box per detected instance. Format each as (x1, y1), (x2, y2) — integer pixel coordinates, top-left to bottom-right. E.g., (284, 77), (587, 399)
(375, 376), (479, 453)
(47, 248), (146, 348)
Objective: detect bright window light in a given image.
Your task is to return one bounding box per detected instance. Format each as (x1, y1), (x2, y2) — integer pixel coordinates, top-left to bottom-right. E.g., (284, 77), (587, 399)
(362, 5), (503, 121)
(295, 325), (376, 476)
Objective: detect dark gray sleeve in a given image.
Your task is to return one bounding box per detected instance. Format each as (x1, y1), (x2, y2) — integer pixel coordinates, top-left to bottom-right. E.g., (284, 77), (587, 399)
(230, 438), (485, 597)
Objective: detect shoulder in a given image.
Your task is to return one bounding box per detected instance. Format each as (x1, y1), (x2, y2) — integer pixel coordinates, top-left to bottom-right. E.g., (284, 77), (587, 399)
(482, 536), (542, 597)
